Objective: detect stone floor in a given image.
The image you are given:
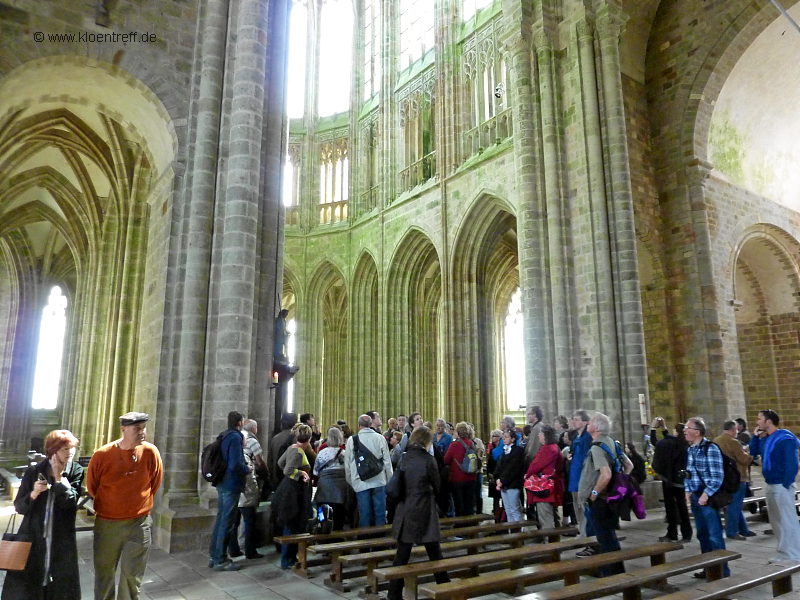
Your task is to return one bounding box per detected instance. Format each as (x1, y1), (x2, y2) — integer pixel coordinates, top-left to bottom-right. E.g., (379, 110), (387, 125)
(1, 477), (797, 599)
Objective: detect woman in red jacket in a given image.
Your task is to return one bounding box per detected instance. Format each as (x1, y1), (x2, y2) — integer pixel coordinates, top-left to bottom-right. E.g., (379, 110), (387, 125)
(444, 422), (478, 516)
(524, 425), (564, 529)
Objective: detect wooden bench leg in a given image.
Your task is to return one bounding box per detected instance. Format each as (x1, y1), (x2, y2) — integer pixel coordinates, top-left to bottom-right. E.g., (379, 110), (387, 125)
(403, 575), (419, 600)
(328, 552), (344, 588)
(365, 559), (380, 594)
(772, 575), (793, 596)
(622, 586), (643, 600)
(563, 572), (580, 585)
(706, 564), (724, 582)
(296, 541), (309, 576)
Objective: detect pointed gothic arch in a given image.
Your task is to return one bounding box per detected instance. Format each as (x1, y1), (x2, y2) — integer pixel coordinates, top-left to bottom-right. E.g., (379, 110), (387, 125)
(449, 195), (518, 435)
(295, 260), (349, 426)
(0, 59), (175, 452)
(351, 251), (380, 411)
(386, 229), (442, 419)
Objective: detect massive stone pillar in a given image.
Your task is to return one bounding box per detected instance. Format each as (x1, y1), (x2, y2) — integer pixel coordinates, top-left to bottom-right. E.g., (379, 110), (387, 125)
(153, 0), (289, 551)
(501, 0), (555, 417)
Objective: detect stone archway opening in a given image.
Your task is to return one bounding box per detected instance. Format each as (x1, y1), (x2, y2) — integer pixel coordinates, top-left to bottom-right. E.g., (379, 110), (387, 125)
(0, 58), (176, 452)
(733, 228), (800, 431)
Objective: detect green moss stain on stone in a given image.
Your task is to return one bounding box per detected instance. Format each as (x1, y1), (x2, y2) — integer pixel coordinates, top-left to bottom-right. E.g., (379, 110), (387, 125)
(709, 111), (745, 182)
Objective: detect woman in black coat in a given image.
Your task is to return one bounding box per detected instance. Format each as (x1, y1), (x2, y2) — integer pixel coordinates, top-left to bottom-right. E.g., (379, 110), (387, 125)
(387, 426), (451, 600)
(2, 430), (83, 600)
(493, 428), (526, 523)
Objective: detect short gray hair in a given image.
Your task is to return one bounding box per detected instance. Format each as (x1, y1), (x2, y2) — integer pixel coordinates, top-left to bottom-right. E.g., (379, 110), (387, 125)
(501, 415), (516, 428)
(242, 419), (257, 434)
(358, 414), (373, 428)
(326, 426), (343, 447)
(687, 417), (707, 436)
(590, 412), (611, 435)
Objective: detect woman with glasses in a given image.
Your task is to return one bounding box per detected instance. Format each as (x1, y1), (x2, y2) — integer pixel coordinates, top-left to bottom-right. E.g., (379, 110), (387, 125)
(2, 430), (83, 600)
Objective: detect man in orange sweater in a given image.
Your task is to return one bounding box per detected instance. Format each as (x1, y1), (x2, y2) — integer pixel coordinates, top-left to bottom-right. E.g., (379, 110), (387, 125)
(87, 412), (163, 600)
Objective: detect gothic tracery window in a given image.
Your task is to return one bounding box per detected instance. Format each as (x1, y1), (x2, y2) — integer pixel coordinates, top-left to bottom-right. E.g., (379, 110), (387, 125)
(462, 15), (512, 157)
(31, 285), (68, 410)
(319, 134), (349, 223)
(398, 68), (436, 191)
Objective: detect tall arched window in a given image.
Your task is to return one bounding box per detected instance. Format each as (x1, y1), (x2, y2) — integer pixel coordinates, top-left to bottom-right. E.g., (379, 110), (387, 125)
(286, 1), (308, 118)
(318, 0), (353, 116)
(31, 285), (68, 410)
(363, 0), (381, 99)
(400, 0), (435, 67)
(504, 287), (526, 410)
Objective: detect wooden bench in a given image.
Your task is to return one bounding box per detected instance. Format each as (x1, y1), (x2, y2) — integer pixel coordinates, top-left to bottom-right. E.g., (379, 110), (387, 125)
(317, 525), (577, 588)
(515, 549), (740, 600)
(655, 560), (800, 599)
(373, 536), (596, 599)
(275, 513), (489, 575)
(417, 541), (682, 600)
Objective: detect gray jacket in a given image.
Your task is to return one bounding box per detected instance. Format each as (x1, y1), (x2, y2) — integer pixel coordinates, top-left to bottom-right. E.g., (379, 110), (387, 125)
(344, 427), (393, 493)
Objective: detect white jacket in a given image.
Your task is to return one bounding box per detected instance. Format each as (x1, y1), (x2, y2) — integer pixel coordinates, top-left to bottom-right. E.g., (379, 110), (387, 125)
(344, 427), (393, 492)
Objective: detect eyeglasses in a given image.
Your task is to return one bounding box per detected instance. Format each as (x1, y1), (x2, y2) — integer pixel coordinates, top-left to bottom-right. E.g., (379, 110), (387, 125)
(684, 427), (700, 431)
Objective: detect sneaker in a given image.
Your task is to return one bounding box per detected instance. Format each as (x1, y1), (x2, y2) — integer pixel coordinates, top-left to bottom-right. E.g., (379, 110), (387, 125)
(741, 531), (757, 537)
(246, 552), (265, 559)
(229, 550), (244, 558)
(213, 561), (241, 572)
(692, 570), (706, 579)
(658, 535), (678, 542)
(576, 546), (596, 557)
(727, 534), (746, 541)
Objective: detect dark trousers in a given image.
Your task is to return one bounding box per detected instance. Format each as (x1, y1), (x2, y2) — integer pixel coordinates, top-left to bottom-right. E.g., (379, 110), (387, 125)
(451, 481), (475, 516)
(228, 506), (258, 557)
(387, 541), (450, 600)
(663, 483), (692, 540)
(586, 500), (624, 576)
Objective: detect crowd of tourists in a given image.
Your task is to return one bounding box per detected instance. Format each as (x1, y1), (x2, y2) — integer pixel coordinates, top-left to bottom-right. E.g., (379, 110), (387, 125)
(4, 406), (800, 599)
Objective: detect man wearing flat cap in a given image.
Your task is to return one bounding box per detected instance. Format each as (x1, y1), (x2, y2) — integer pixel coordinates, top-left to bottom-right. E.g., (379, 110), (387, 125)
(87, 411), (163, 600)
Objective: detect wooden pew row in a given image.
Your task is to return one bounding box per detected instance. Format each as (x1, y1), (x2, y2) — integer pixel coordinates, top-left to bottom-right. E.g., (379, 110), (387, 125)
(656, 561), (800, 599)
(315, 524), (577, 588)
(371, 536), (596, 599)
(516, 549), (740, 600)
(416, 541), (683, 600)
(274, 513), (489, 575)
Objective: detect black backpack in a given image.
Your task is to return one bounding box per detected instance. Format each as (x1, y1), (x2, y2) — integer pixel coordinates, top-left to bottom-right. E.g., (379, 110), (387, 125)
(201, 431), (228, 486)
(353, 434), (383, 480)
(701, 441), (741, 508)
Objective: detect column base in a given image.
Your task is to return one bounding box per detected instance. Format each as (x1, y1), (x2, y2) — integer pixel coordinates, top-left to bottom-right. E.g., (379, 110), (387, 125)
(151, 501), (216, 553)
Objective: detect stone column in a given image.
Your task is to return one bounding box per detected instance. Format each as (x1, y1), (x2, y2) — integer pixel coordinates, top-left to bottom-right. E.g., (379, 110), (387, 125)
(574, 15), (623, 425)
(532, 25), (576, 412)
(594, 0), (649, 438)
(152, 0), (229, 552)
(500, 0), (555, 417)
(205, 0), (270, 424)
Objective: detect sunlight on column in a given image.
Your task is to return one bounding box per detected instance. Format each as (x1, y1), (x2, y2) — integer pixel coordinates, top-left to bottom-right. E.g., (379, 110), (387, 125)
(504, 288), (526, 411)
(31, 286), (68, 410)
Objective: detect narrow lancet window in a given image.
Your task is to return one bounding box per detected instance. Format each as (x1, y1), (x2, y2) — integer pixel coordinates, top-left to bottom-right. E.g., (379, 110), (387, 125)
(504, 287), (526, 410)
(31, 285), (68, 410)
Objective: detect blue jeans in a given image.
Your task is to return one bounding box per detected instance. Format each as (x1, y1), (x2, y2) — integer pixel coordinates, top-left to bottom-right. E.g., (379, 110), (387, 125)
(356, 486), (387, 527)
(725, 482), (752, 537)
(690, 493), (730, 576)
(280, 523), (304, 568)
(210, 489), (240, 565)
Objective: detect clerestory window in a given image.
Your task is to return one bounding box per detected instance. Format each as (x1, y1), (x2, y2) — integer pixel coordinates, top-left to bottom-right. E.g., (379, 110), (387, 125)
(400, 0), (434, 68)
(363, 0), (381, 100)
(286, 1), (308, 119)
(318, 0), (353, 116)
(462, 0), (493, 22)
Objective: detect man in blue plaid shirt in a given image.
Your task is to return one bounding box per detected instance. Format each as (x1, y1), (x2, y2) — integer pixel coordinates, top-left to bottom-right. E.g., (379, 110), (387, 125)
(684, 417), (729, 578)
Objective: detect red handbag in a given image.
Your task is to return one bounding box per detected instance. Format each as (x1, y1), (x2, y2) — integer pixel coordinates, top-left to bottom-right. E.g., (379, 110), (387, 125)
(524, 474), (554, 498)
